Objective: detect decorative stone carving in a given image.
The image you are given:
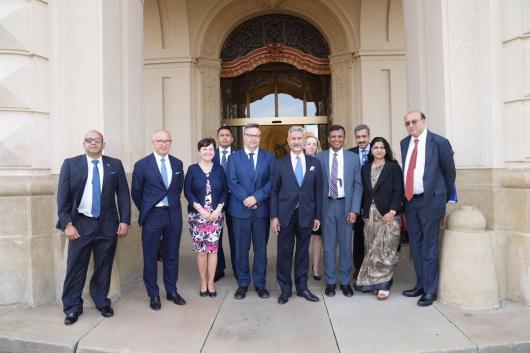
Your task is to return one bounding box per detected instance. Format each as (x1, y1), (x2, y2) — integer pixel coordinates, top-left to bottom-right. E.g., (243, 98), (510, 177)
(254, 0), (287, 9)
(220, 14), (330, 61)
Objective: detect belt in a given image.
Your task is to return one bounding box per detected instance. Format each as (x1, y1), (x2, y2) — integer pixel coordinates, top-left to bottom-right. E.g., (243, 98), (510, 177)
(328, 197), (345, 200)
(155, 206), (169, 209)
(412, 193), (424, 198)
(79, 213), (99, 220)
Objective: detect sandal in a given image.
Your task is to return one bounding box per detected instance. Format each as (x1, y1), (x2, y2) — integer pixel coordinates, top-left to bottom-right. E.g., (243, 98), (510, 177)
(377, 290), (390, 300)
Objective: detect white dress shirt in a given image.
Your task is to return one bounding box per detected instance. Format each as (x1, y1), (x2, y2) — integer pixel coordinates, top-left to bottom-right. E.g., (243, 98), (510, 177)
(78, 155), (104, 217)
(244, 147), (258, 169)
(290, 151), (306, 176)
(154, 152), (172, 207)
(218, 146), (233, 164)
(328, 148), (345, 198)
(403, 128), (427, 195)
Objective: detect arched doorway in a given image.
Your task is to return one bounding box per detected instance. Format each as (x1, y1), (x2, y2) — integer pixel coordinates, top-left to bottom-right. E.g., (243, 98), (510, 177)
(219, 14), (332, 157)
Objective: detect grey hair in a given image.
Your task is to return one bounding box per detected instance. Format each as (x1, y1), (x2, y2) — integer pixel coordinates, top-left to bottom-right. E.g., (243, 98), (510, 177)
(288, 125), (305, 137)
(152, 129), (172, 140)
(354, 124), (370, 134)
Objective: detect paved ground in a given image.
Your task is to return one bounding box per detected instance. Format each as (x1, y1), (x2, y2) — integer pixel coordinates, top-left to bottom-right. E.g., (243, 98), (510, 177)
(1, 234), (530, 353)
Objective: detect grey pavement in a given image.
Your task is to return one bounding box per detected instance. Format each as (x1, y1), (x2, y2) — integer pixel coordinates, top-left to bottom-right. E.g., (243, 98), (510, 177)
(1, 232), (530, 353)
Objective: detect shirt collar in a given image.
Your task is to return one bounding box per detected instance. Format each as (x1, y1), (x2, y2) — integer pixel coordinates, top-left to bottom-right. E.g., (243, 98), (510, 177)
(360, 143), (370, 152)
(414, 128), (428, 142)
(290, 151), (304, 161)
(153, 152), (169, 162)
(86, 155), (103, 164)
(244, 147), (258, 156)
(330, 148), (343, 156)
(220, 146), (231, 154)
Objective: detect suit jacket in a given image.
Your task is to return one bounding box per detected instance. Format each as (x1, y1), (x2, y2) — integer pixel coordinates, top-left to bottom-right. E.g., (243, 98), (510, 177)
(56, 154), (131, 236)
(184, 163), (228, 214)
(214, 147), (236, 166)
(270, 154), (322, 229)
(131, 153), (184, 226)
(226, 148), (275, 219)
(348, 145), (370, 166)
(361, 161), (403, 219)
(316, 149), (363, 218)
(400, 130), (456, 219)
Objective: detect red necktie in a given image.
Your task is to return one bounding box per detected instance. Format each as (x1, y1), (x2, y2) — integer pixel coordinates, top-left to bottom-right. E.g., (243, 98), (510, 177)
(405, 139), (419, 201)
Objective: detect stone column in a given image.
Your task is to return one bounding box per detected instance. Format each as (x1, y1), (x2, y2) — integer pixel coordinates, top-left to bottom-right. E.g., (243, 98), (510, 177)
(439, 206), (499, 310)
(330, 53), (354, 146)
(197, 57), (222, 141)
(0, 0), (57, 306)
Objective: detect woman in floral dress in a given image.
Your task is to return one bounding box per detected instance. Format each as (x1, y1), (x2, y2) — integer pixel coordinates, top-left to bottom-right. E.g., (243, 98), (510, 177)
(184, 138), (228, 297)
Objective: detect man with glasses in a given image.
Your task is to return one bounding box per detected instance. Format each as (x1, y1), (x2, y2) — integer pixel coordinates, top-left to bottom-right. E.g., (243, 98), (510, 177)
(132, 129), (186, 310)
(226, 123), (275, 300)
(57, 130), (131, 325)
(348, 124), (371, 279)
(316, 125), (363, 297)
(400, 111), (455, 306)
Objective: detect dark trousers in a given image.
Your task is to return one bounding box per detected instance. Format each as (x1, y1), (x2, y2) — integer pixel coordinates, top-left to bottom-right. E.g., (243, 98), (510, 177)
(352, 217), (365, 270)
(216, 212), (236, 276)
(62, 216), (117, 314)
(276, 209), (312, 294)
(232, 215), (270, 288)
(405, 195), (442, 295)
(141, 207), (182, 297)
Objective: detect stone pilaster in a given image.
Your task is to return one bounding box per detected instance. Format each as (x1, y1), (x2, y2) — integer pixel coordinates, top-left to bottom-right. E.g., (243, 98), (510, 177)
(197, 58), (222, 141)
(329, 53), (354, 146)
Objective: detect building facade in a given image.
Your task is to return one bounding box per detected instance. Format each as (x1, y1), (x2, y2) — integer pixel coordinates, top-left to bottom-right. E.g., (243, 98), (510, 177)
(0, 0), (529, 307)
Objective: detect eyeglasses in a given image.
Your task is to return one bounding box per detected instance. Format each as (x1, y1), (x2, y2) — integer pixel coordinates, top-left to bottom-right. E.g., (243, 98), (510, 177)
(154, 139), (172, 145)
(405, 119), (421, 127)
(84, 138), (103, 144)
(244, 133), (261, 139)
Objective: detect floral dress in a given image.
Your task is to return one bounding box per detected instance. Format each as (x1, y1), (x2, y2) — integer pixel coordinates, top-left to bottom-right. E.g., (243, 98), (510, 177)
(187, 173), (224, 253)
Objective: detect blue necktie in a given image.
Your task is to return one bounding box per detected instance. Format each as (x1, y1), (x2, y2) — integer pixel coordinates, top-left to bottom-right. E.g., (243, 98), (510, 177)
(91, 160), (101, 218)
(221, 150), (228, 170)
(361, 148), (368, 165)
(160, 158), (169, 206)
(249, 152), (255, 176)
(295, 156), (303, 187)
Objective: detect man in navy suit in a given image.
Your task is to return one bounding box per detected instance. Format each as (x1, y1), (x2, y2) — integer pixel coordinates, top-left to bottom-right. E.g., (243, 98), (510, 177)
(316, 125), (363, 297)
(131, 129), (186, 310)
(226, 123), (275, 300)
(57, 130), (131, 325)
(401, 111), (455, 306)
(271, 126), (321, 304)
(214, 126), (236, 282)
(348, 124), (371, 278)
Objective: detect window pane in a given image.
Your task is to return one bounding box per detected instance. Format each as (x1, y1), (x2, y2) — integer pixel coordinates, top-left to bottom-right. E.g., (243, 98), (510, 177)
(277, 93), (304, 117)
(306, 102), (317, 116)
(250, 94), (275, 118)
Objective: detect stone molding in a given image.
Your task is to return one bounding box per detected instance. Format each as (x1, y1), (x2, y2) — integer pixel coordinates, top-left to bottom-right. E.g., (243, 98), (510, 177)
(0, 176), (55, 196)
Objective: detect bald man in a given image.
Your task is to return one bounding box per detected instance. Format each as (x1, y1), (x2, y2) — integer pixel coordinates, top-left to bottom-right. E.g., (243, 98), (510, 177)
(132, 129), (186, 310)
(57, 130), (131, 325)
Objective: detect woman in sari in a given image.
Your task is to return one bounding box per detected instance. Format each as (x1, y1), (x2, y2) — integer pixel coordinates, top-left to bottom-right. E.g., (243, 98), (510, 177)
(354, 137), (403, 300)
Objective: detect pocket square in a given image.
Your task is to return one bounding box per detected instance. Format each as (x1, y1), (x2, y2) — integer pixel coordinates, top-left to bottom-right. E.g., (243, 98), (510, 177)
(309, 166), (315, 171)
(109, 171), (118, 175)
(175, 171), (180, 175)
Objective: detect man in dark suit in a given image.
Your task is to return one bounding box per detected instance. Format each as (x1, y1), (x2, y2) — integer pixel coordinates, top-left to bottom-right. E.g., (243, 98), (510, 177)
(316, 125), (363, 297)
(226, 123), (275, 300)
(131, 129), (186, 310)
(271, 126), (321, 304)
(348, 124), (371, 279)
(401, 111), (456, 306)
(57, 130), (131, 325)
(213, 126), (236, 282)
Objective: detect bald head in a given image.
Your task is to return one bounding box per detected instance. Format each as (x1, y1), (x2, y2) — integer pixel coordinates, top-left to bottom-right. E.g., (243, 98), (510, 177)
(151, 129), (172, 157)
(82, 130), (105, 159)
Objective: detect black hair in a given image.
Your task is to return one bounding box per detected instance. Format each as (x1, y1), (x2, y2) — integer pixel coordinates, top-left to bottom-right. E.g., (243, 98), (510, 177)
(328, 124), (346, 136)
(368, 136), (394, 162)
(217, 126), (232, 135)
(197, 137), (216, 151)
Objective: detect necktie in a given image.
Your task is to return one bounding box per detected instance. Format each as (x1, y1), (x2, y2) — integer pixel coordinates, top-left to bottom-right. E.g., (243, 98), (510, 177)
(295, 156), (303, 187)
(91, 160), (101, 218)
(361, 148), (368, 165)
(221, 150), (228, 170)
(405, 139), (419, 201)
(160, 158), (169, 206)
(329, 152), (338, 199)
(249, 152), (255, 173)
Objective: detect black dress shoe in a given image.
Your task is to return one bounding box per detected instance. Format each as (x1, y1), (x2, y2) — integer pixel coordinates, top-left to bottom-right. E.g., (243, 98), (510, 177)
(297, 289), (320, 302)
(403, 287), (425, 297)
(97, 306), (114, 318)
(325, 284), (336, 297)
(208, 291), (217, 298)
(278, 292), (290, 304)
(340, 284), (354, 297)
(214, 272), (225, 282)
(234, 287), (247, 300)
(418, 293), (437, 307)
(150, 296), (161, 310)
(64, 311), (81, 325)
(167, 292), (186, 305)
(313, 274), (322, 281)
(255, 287), (270, 298)
(199, 290), (208, 297)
